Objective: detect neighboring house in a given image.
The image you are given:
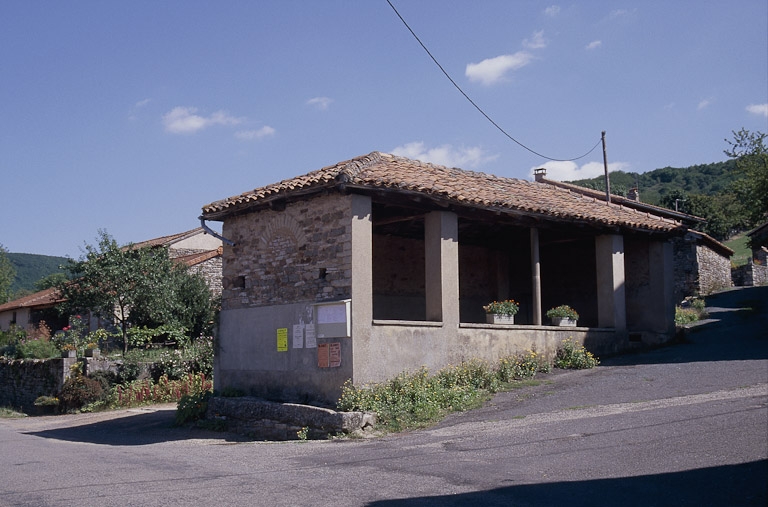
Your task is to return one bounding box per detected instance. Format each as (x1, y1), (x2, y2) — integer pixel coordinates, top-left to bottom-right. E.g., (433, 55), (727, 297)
(734, 221), (768, 286)
(532, 170), (733, 301)
(0, 228), (222, 332)
(0, 287), (67, 332)
(672, 230), (733, 300)
(131, 227), (223, 297)
(201, 152), (690, 405)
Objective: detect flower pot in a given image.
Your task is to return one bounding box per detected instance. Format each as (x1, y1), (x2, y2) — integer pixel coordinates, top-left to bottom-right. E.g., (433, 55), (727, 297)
(486, 314), (515, 325)
(85, 348), (100, 358)
(61, 350), (76, 358)
(550, 317), (577, 327)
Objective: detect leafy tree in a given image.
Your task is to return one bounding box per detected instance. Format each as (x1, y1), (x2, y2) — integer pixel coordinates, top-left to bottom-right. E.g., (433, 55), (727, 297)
(0, 244), (15, 304)
(59, 230), (215, 353)
(34, 272), (69, 291)
(725, 128), (768, 226)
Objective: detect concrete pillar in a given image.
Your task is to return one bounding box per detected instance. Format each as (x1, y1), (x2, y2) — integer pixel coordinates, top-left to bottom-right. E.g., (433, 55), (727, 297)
(350, 195), (372, 377)
(350, 195), (372, 328)
(530, 228), (542, 325)
(595, 234), (626, 331)
(648, 240), (675, 335)
(425, 211), (459, 326)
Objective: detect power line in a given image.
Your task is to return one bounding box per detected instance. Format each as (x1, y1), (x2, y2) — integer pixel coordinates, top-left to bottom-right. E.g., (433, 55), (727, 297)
(386, 0), (601, 162)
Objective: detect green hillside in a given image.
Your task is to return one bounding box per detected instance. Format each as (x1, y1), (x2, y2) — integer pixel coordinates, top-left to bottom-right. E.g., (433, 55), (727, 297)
(567, 159), (738, 206)
(8, 253), (70, 294)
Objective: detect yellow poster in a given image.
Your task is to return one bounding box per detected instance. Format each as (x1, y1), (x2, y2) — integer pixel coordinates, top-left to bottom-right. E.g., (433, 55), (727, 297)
(277, 328), (288, 352)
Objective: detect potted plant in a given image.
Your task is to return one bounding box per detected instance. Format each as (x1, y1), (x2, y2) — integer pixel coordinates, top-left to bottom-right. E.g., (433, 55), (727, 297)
(84, 342), (100, 358)
(60, 343), (76, 358)
(546, 305), (579, 326)
(483, 299), (519, 324)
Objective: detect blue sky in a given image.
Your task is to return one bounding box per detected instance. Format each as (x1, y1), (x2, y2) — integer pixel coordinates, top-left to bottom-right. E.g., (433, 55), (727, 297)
(2, 1), (766, 258)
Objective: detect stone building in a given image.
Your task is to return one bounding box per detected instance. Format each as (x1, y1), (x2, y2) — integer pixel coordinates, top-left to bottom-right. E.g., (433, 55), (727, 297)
(734, 222), (768, 287)
(672, 231), (733, 300)
(201, 152), (690, 405)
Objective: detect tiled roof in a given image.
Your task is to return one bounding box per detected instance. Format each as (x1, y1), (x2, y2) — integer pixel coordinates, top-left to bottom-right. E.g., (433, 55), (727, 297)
(0, 287), (65, 313)
(173, 247), (223, 267)
(534, 175), (706, 224)
(202, 152), (684, 233)
(130, 227), (206, 250)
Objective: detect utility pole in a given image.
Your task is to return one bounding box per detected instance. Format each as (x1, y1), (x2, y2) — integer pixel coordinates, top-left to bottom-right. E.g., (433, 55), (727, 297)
(602, 131), (611, 203)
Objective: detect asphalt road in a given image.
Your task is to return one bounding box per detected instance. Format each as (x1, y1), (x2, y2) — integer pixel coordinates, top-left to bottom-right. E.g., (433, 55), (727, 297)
(1, 286), (766, 507)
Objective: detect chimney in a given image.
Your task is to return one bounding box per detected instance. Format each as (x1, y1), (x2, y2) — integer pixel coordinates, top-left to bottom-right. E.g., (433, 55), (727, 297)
(627, 187), (640, 202)
(534, 168), (547, 182)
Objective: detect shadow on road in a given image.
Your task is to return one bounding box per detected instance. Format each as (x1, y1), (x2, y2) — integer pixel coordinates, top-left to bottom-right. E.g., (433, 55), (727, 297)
(366, 459), (768, 507)
(24, 408), (250, 446)
(603, 285), (768, 366)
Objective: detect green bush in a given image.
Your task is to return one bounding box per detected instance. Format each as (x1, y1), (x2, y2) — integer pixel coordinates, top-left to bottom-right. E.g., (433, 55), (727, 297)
(16, 339), (60, 359)
(58, 365), (104, 412)
(554, 339), (600, 369)
(675, 307), (700, 326)
(175, 390), (212, 426)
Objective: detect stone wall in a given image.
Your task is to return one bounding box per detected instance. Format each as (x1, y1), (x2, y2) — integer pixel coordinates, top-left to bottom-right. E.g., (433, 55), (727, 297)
(189, 255), (223, 297)
(220, 193), (352, 310)
(696, 243), (733, 295)
(733, 253), (768, 287)
(0, 357), (74, 412)
(206, 396), (375, 440)
(673, 234), (733, 300)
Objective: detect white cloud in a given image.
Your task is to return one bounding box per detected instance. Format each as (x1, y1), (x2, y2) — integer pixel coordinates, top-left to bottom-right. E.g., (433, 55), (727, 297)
(235, 126), (276, 140)
(390, 142), (497, 169)
(529, 160), (630, 181)
(586, 40), (602, 50)
(697, 98), (713, 110)
(306, 97), (333, 111)
(135, 98), (151, 108)
(523, 30), (547, 49)
(162, 106), (243, 134)
(746, 103), (768, 117)
(466, 51), (534, 85)
(544, 5), (560, 16)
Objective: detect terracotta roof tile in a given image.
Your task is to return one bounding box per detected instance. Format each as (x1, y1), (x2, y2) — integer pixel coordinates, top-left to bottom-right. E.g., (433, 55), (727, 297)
(0, 287), (65, 313)
(201, 152), (684, 233)
(173, 247), (223, 267)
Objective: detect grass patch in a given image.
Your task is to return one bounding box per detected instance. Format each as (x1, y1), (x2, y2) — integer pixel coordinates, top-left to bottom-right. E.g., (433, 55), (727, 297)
(725, 234), (752, 267)
(0, 407), (27, 418)
(337, 346), (595, 434)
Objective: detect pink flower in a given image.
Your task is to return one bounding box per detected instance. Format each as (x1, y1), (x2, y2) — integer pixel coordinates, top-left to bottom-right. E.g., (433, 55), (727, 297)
(62, 326), (70, 331)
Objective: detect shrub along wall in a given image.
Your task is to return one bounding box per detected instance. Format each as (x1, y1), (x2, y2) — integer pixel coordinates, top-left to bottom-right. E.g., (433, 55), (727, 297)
(0, 357), (74, 413)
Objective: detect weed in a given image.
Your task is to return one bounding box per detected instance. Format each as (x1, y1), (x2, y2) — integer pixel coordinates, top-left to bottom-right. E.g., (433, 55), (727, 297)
(297, 426), (309, 441)
(554, 339), (600, 369)
(337, 351), (555, 433)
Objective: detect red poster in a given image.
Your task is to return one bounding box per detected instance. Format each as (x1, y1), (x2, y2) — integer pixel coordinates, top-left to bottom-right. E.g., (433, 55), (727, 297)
(329, 342), (341, 368)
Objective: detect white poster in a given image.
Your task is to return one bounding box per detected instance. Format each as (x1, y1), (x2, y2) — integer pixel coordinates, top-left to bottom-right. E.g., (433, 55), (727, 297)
(304, 324), (317, 348)
(292, 324), (304, 348)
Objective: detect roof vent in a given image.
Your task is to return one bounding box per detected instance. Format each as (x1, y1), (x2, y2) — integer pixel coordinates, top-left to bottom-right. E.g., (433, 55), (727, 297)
(627, 187), (640, 202)
(533, 168), (547, 182)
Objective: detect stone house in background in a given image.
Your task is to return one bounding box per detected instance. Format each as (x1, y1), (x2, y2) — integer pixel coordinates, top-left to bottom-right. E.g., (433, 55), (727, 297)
(201, 152), (691, 405)
(532, 171), (733, 301)
(733, 221), (768, 286)
(0, 227), (222, 333)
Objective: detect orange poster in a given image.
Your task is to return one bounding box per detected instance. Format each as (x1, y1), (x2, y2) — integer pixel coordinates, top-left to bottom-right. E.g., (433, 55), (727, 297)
(318, 343), (330, 368)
